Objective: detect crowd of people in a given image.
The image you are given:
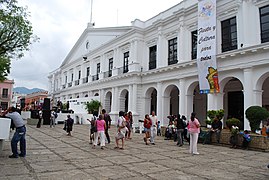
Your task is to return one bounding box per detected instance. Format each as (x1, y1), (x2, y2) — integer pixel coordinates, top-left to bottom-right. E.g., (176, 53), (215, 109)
(2, 105), (269, 171)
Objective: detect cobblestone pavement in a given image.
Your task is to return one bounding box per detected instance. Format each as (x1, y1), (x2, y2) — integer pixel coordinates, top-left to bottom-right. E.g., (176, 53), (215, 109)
(0, 124), (268, 180)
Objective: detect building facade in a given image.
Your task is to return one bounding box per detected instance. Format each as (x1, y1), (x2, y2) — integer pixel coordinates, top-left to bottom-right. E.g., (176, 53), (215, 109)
(48, 0), (269, 130)
(11, 92), (26, 109)
(25, 91), (48, 110)
(0, 80), (14, 110)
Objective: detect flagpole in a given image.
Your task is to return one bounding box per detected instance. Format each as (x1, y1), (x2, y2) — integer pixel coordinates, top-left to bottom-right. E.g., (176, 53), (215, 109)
(90, 0), (93, 24)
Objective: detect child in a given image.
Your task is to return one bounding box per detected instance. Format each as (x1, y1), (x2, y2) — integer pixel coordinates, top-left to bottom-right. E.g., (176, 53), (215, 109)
(240, 130), (251, 150)
(87, 111), (98, 144)
(157, 121), (161, 136)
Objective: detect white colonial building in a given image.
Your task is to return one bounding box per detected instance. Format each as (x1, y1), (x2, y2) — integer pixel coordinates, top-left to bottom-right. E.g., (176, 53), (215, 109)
(48, 0), (269, 130)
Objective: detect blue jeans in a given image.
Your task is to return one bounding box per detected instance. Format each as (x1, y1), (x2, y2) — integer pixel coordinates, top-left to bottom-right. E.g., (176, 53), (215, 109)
(11, 126), (26, 156)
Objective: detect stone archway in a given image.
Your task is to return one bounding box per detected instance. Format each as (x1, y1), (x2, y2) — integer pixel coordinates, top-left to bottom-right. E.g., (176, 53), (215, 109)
(119, 89), (128, 113)
(186, 81), (207, 123)
(223, 77), (244, 129)
(145, 87), (157, 115)
(193, 85), (207, 126)
(104, 91), (112, 113)
(262, 77), (269, 110)
(163, 85), (179, 121)
(256, 72), (269, 111)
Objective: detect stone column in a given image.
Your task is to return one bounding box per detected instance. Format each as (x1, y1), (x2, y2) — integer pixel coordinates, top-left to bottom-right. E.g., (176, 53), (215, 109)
(253, 90), (263, 106)
(162, 96), (170, 125)
(208, 92), (224, 110)
(128, 84), (133, 112)
(243, 68), (253, 130)
(100, 89), (105, 108)
(179, 79), (186, 116)
(186, 94), (194, 120)
(132, 84), (138, 114)
(110, 87), (119, 124)
(156, 82), (163, 125)
(157, 29), (167, 68)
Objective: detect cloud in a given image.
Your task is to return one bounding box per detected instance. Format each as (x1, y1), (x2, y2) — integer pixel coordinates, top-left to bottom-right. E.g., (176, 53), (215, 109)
(8, 0), (181, 90)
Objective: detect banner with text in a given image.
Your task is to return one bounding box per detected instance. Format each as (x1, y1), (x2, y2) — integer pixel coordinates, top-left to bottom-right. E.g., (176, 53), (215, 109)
(197, 0), (220, 94)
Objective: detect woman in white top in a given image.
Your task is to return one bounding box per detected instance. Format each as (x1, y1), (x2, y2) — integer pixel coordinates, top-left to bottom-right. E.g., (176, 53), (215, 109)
(115, 111), (126, 150)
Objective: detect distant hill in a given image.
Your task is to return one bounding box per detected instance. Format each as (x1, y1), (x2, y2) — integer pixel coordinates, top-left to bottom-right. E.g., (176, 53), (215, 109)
(13, 87), (46, 94)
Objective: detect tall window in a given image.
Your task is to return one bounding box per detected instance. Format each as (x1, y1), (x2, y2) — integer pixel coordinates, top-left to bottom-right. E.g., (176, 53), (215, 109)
(97, 63), (100, 74)
(86, 67), (90, 77)
(65, 75), (67, 83)
(71, 73), (74, 81)
(260, 5), (269, 43)
(149, 45), (157, 70)
(168, 38), (178, 65)
(1, 102), (8, 110)
(78, 70), (81, 79)
(123, 51), (129, 73)
(221, 17), (237, 52)
(191, 30), (197, 60)
(2, 88), (8, 98)
(108, 58), (113, 77)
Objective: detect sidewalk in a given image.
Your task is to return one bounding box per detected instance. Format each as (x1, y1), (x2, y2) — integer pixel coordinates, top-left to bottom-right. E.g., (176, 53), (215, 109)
(0, 124), (268, 180)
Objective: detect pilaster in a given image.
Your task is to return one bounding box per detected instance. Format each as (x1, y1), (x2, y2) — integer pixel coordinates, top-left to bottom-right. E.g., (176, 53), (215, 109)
(243, 68), (253, 130)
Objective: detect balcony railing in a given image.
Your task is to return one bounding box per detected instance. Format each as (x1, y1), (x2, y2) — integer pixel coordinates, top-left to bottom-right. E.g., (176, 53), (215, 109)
(149, 61), (156, 70)
(123, 66), (129, 73)
(191, 50), (197, 60)
(0, 94), (10, 99)
(104, 71), (112, 78)
(62, 84), (66, 89)
(75, 80), (80, 86)
(68, 82), (72, 87)
(168, 57), (178, 65)
(83, 77), (88, 84)
(92, 74), (99, 81)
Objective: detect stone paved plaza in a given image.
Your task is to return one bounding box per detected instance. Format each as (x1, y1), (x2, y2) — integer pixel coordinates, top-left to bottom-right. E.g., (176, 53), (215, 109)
(0, 124), (268, 180)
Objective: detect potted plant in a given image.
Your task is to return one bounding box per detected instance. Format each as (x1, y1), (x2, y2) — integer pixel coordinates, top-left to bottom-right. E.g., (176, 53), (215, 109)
(245, 106), (269, 133)
(226, 118), (241, 130)
(85, 100), (101, 114)
(230, 125), (239, 148)
(207, 109), (224, 121)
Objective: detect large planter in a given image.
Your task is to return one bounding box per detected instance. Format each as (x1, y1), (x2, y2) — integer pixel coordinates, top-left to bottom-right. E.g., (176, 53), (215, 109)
(0, 118), (11, 151)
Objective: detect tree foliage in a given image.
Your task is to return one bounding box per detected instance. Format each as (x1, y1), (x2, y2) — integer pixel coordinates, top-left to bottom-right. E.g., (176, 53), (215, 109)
(85, 100), (101, 114)
(0, 0), (38, 81)
(246, 106), (269, 132)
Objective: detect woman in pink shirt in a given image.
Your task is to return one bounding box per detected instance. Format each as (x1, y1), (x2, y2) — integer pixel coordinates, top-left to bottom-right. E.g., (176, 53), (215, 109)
(93, 114), (106, 150)
(188, 112), (200, 155)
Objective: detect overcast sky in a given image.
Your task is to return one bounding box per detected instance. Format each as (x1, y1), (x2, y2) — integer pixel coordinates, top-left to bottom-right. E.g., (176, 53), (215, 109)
(8, 0), (181, 90)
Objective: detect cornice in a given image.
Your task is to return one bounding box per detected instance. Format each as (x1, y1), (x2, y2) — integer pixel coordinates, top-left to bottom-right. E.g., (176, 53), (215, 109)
(145, 38), (158, 47)
(217, 42), (269, 59)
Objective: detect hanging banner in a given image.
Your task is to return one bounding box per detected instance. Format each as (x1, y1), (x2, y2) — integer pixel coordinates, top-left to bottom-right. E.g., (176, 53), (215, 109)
(197, 0), (220, 94)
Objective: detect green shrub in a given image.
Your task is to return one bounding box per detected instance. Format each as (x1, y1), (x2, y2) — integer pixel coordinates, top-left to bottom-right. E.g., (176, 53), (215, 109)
(85, 100), (101, 114)
(246, 106), (269, 133)
(226, 118), (241, 129)
(207, 109), (224, 121)
(205, 119), (212, 125)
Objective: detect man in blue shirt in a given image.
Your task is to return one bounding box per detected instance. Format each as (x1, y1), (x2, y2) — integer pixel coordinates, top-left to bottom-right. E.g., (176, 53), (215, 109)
(2, 107), (26, 158)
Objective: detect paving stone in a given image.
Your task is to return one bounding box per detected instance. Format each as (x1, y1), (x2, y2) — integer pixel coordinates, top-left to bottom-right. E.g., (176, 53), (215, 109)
(29, 160), (75, 173)
(84, 165), (139, 179)
(147, 170), (205, 180)
(0, 163), (30, 176)
(124, 161), (170, 174)
(37, 170), (93, 180)
(70, 157), (113, 168)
